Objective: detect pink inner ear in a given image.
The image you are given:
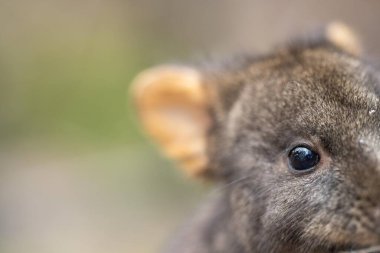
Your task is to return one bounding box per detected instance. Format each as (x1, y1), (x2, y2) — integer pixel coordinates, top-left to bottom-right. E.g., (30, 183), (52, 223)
(132, 65), (211, 177)
(160, 107), (193, 125)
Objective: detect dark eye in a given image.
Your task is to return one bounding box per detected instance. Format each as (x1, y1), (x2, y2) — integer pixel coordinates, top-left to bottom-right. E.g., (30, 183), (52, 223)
(288, 146), (320, 172)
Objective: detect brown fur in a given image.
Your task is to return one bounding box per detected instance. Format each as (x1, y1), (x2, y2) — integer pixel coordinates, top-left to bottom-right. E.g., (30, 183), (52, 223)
(132, 24), (380, 253)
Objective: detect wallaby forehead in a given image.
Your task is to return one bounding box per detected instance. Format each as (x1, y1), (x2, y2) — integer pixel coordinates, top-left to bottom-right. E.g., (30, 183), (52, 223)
(278, 50), (380, 128)
(209, 47), (373, 111)
(247, 48), (379, 113)
(221, 48), (380, 152)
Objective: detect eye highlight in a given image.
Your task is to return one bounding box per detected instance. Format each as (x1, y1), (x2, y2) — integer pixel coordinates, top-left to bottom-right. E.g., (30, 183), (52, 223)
(288, 145), (320, 172)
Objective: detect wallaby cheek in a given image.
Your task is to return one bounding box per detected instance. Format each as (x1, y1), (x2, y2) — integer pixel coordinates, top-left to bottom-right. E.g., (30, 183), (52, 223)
(229, 184), (265, 252)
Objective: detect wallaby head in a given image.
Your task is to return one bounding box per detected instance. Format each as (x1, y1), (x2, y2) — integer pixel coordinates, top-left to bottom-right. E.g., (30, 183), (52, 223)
(131, 22), (380, 253)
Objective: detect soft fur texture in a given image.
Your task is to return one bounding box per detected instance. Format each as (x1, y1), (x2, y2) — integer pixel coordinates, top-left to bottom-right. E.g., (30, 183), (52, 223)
(133, 24), (380, 253)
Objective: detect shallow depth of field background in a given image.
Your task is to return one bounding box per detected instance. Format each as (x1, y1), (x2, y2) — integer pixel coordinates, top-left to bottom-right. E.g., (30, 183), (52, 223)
(1, 1), (380, 252)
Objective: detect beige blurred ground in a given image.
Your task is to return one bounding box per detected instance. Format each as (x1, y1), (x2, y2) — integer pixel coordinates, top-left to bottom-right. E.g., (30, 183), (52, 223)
(1, 1), (380, 252)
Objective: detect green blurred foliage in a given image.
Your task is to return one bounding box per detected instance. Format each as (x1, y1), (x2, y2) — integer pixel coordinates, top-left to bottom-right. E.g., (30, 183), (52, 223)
(0, 1), (191, 149)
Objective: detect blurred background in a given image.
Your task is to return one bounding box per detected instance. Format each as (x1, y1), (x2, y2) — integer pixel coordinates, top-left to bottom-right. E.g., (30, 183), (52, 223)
(1, 1), (380, 252)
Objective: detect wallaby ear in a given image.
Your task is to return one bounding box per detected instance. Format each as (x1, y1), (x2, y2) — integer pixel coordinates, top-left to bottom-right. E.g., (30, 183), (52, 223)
(325, 22), (362, 56)
(131, 65), (211, 177)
